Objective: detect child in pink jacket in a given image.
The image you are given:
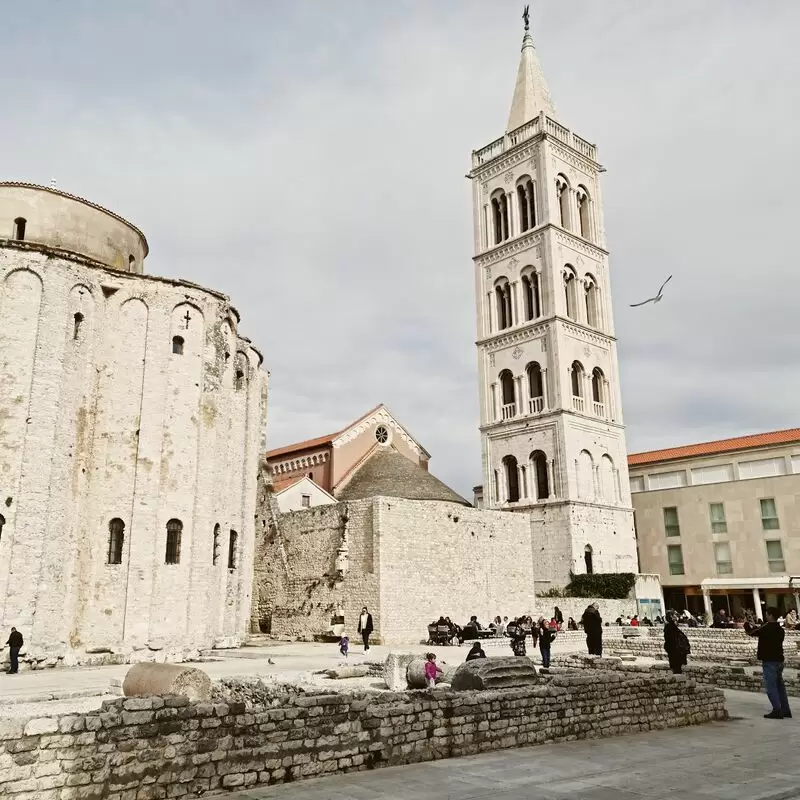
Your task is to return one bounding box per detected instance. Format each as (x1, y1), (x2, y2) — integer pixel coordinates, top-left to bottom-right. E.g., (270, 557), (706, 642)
(424, 652), (442, 688)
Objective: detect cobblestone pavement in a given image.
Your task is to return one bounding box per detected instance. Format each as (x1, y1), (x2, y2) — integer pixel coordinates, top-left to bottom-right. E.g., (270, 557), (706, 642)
(221, 690), (800, 800)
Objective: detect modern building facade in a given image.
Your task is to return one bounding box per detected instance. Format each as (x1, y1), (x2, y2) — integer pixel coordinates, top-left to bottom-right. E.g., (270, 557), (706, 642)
(0, 182), (267, 665)
(469, 18), (638, 587)
(630, 429), (800, 618)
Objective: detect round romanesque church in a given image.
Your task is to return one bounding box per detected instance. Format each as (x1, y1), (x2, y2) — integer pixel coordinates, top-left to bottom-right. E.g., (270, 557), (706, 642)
(0, 182), (267, 665)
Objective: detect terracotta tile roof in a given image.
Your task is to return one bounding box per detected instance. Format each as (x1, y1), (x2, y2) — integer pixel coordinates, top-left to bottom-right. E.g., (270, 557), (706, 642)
(271, 475), (306, 492)
(264, 404), (387, 460)
(628, 428), (800, 467)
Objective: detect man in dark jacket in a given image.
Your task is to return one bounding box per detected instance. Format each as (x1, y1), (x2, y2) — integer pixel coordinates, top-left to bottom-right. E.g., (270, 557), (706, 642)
(5, 627), (23, 674)
(748, 607), (791, 719)
(357, 607), (374, 653)
(581, 603), (603, 656)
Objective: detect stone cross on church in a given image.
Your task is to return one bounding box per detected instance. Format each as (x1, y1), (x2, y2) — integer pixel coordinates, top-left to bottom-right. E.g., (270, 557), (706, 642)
(468, 11), (638, 586)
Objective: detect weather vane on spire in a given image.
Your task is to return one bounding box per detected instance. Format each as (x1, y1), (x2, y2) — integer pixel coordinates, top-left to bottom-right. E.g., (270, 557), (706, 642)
(523, 4), (530, 32)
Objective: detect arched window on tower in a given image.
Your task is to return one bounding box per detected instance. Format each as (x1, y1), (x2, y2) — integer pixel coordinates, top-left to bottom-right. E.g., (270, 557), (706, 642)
(107, 518), (124, 565)
(516, 176), (536, 233)
(502, 455), (520, 503)
(584, 544), (594, 574)
(578, 450), (594, 499)
(499, 369), (516, 419)
(13, 217), (26, 240)
(526, 361), (544, 414)
(490, 190), (510, 244)
(584, 275), (600, 328)
(522, 270), (541, 321)
(73, 312), (84, 341)
(556, 175), (570, 230)
(531, 450), (550, 499)
(600, 454), (616, 503)
(571, 361), (585, 412)
(563, 267), (578, 320)
(591, 367), (606, 417)
(577, 185), (591, 240)
(494, 278), (512, 329)
(165, 519), (182, 564)
(172, 335), (184, 355)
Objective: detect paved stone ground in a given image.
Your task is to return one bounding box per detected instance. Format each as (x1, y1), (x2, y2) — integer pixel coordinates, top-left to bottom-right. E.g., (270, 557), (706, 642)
(220, 690), (800, 800)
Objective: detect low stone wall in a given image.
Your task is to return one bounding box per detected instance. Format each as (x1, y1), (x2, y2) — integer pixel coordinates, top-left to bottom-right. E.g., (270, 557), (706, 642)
(0, 673), (725, 799)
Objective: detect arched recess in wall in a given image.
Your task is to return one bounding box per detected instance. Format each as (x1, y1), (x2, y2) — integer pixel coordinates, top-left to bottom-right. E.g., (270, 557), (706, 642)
(234, 352), (248, 391)
(599, 454), (616, 503)
(170, 302), (204, 362)
(578, 449), (594, 500)
(584, 544), (594, 574)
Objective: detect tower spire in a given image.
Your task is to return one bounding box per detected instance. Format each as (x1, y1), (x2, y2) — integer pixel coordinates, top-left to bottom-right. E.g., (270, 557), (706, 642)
(506, 5), (556, 133)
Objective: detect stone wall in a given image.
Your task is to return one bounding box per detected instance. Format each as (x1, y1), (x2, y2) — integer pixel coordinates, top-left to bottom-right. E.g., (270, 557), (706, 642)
(0, 202), (268, 667)
(0, 674), (726, 799)
(252, 496), (536, 643)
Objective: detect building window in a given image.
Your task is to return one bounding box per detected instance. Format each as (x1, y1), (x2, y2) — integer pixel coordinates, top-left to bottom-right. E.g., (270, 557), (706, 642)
(531, 450), (550, 499)
(522, 271), (541, 320)
(107, 518), (125, 565)
(791, 455), (800, 474)
(172, 336), (184, 355)
(502, 455), (520, 502)
(491, 190), (510, 243)
(591, 368), (605, 417)
(709, 503), (727, 533)
(13, 217), (26, 240)
(584, 544), (594, 574)
(629, 476), (645, 493)
(766, 540), (785, 573)
(648, 471), (687, 490)
(760, 498), (779, 530)
(375, 425), (389, 444)
(495, 279), (513, 329)
(165, 519), (182, 564)
(556, 175), (570, 230)
(691, 464), (734, 486)
(667, 544), (684, 575)
(0, 513), (4, 541)
(570, 361), (585, 413)
(301, 494), (311, 508)
(228, 530), (238, 569)
(563, 268), (577, 320)
(212, 523), (220, 566)
(714, 542), (733, 575)
(739, 457), (787, 479)
(73, 312), (84, 341)
(128, 254), (135, 271)
(516, 177), (536, 232)
(577, 185), (591, 239)
(499, 369), (516, 419)
(663, 507), (680, 537)
(526, 361), (544, 413)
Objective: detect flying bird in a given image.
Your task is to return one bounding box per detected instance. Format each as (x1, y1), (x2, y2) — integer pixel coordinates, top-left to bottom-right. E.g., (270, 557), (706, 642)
(630, 275), (672, 307)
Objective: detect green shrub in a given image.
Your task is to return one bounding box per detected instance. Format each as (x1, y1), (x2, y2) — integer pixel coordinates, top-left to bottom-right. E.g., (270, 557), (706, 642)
(563, 572), (636, 599)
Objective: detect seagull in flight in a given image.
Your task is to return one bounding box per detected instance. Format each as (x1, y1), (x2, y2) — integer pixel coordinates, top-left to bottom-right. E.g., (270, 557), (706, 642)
(630, 275), (672, 307)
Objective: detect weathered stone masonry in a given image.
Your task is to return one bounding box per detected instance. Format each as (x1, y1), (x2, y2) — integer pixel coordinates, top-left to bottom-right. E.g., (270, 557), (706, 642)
(0, 674), (726, 799)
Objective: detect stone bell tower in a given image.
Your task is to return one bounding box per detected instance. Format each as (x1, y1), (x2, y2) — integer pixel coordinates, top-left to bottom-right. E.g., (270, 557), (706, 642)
(469, 11), (638, 588)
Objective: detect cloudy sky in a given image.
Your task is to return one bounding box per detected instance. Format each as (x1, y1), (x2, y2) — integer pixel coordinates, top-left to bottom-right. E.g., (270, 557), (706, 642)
(4, 1), (798, 498)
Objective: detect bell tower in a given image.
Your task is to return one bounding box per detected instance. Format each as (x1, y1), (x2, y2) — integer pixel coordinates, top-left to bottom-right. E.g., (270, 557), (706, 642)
(469, 11), (638, 588)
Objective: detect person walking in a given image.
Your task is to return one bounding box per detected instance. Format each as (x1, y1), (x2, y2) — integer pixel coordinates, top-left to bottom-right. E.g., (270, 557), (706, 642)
(5, 627), (23, 674)
(663, 613), (690, 674)
(748, 606), (792, 719)
(357, 607), (374, 653)
(539, 619), (556, 668)
(553, 606), (564, 627)
(581, 603), (603, 656)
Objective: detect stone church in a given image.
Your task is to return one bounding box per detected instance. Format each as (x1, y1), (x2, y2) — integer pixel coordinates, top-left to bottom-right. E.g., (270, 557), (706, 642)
(470, 17), (639, 590)
(0, 182), (267, 665)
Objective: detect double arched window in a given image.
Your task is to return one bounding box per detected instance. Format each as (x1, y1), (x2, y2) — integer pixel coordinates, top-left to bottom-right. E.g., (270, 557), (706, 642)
(556, 174), (571, 230)
(563, 267), (578, 320)
(584, 275), (601, 328)
(577, 185), (592, 240)
(502, 455), (520, 503)
(499, 369), (516, 419)
(531, 450), (550, 500)
(526, 362), (544, 414)
(570, 360), (585, 412)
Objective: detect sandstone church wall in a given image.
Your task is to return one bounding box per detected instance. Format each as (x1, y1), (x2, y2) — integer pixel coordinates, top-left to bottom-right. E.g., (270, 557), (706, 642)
(0, 186), (268, 666)
(0, 675), (726, 799)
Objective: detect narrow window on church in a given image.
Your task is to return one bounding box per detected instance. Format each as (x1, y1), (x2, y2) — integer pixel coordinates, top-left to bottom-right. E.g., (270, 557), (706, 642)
(556, 176), (570, 230)
(107, 518), (124, 565)
(165, 519), (182, 564)
(525, 178), (536, 228)
(228, 530), (238, 569)
(523, 272), (541, 320)
(503, 455), (520, 502)
(0, 513), (5, 542)
(73, 312), (84, 341)
(592, 368), (606, 417)
(585, 278), (600, 327)
(531, 450), (550, 499)
(499, 370), (516, 418)
(235, 369), (244, 390)
(563, 269), (577, 319)
(491, 197), (502, 244)
(584, 544), (594, 574)
(577, 186), (591, 240)
(13, 217), (26, 240)
(499, 193), (510, 239)
(212, 523), (220, 565)
(172, 335), (184, 355)
(128, 254), (135, 271)
(493, 470), (500, 503)
(571, 361), (585, 412)
(517, 184), (529, 231)
(527, 362), (543, 413)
